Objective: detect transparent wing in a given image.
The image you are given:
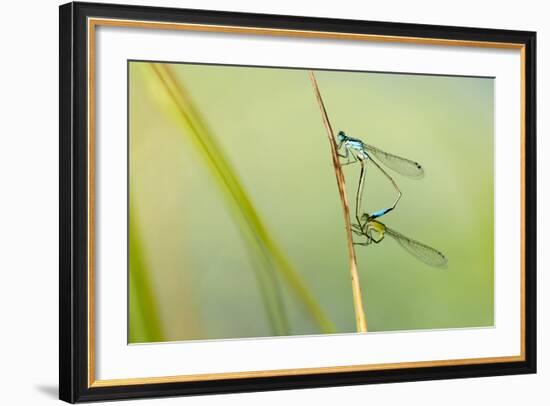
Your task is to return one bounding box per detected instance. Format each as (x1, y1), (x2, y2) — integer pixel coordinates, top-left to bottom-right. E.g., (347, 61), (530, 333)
(385, 226), (448, 268)
(363, 143), (425, 179)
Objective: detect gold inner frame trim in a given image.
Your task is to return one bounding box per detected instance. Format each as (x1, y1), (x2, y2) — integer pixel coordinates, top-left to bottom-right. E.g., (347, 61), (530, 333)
(90, 355), (524, 388)
(87, 17), (527, 388)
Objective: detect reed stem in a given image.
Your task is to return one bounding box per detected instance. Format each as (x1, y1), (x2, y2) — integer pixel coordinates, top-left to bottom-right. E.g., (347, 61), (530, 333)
(308, 71), (368, 332)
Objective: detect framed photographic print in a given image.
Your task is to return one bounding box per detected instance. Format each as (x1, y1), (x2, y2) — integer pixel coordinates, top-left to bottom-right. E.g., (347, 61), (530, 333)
(59, 1), (536, 403)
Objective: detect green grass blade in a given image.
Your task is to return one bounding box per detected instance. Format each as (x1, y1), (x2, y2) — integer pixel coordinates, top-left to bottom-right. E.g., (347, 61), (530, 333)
(149, 63), (335, 334)
(150, 63), (288, 336)
(128, 203), (164, 343)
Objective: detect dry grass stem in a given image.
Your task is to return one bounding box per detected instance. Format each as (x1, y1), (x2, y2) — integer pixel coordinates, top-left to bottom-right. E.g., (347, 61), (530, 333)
(308, 71), (368, 332)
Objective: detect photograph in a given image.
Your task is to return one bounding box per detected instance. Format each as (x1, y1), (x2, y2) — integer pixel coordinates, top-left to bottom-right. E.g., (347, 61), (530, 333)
(128, 61), (495, 343)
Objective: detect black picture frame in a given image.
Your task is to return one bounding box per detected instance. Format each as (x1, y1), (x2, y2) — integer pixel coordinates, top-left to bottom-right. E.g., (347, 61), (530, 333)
(60, 1), (536, 403)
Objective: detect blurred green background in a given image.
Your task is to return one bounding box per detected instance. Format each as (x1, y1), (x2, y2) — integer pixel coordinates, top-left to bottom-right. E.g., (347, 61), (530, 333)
(128, 61), (494, 344)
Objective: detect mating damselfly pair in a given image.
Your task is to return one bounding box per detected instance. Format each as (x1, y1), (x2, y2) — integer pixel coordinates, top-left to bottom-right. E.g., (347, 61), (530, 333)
(336, 131), (448, 269)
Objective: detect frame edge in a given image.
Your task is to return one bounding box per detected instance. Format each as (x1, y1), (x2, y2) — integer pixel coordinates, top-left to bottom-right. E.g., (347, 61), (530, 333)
(59, 1), (76, 403)
(59, 1), (537, 402)
(523, 31), (537, 375)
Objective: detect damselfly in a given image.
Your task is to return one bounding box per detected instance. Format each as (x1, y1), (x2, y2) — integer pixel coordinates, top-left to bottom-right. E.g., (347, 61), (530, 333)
(336, 131), (424, 223)
(352, 213), (448, 269)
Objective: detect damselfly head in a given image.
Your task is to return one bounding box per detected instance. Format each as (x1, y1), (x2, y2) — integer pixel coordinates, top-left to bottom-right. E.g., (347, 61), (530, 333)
(337, 131), (346, 142)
